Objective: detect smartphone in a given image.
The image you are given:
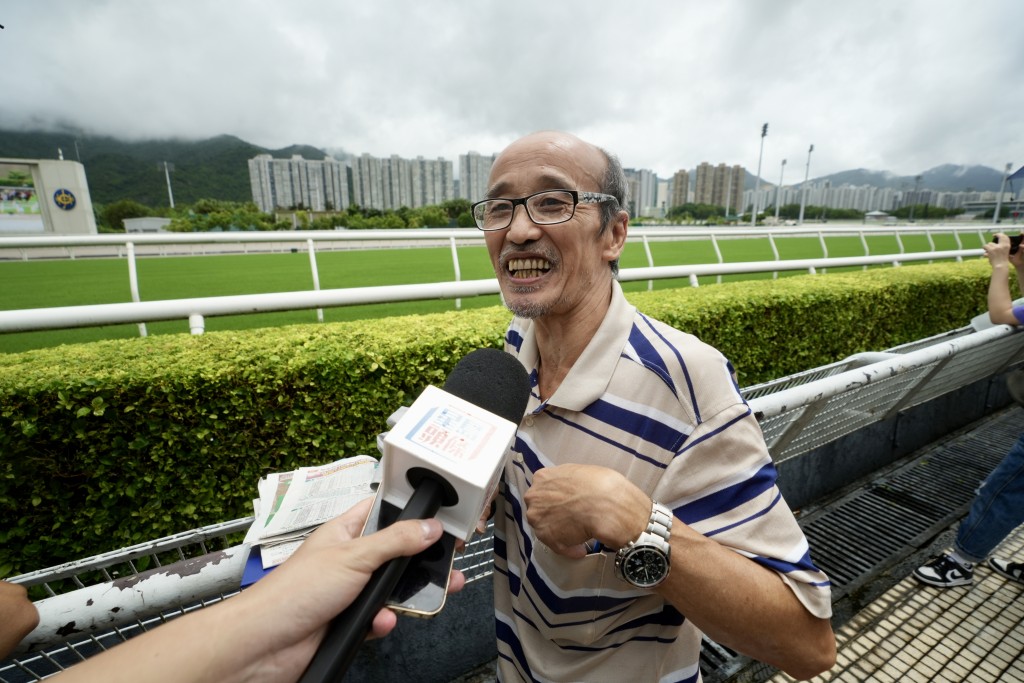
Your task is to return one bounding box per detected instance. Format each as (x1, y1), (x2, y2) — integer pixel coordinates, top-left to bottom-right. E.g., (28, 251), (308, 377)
(993, 234), (1024, 255)
(360, 489), (458, 617)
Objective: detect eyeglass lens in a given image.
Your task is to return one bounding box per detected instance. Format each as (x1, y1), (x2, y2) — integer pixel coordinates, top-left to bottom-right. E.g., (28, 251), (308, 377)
(475, 190), (576, 230)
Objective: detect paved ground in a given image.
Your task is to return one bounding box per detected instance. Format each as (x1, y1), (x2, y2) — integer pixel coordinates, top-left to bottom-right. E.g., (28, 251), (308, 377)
(454, 525), (1024, 683)
(769, 525), (1024, 682)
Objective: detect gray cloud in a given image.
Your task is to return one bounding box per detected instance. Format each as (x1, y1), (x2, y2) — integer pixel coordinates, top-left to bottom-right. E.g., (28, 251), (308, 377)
(1, 0), (1022, 178)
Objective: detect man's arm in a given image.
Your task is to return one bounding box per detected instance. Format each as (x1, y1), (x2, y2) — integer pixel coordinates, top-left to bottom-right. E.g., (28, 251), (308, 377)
(52, 499), (462, 683)
(526, 462), (835, 679)
(0, 581), (39, 659)
(984, 233), (1024, 326)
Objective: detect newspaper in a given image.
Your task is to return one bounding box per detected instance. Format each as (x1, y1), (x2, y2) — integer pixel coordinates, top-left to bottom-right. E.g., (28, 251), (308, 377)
(244, 455), (379, 569)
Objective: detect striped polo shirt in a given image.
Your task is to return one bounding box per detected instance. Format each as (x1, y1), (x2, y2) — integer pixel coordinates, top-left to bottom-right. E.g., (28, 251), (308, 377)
(492, 281), (832, 683)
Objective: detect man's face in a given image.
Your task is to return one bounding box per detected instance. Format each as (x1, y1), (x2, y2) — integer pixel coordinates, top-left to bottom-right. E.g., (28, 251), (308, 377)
(483, 133), (626, 321)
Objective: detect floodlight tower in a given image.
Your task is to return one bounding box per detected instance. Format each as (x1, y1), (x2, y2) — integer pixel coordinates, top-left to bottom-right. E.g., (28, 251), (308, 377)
(158, 161), (176, 209)
(798, 144), (814, 225)
(774, 158), (787, 221)
(994, 162), (1012, 225)
(751, 123), (768, 226)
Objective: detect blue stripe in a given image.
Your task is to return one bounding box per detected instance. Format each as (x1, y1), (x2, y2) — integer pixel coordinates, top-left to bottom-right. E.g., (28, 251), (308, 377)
(756, 548), (832, 585)
(676, 404), (752, 457)
(703, 487), (782, 537)
(505, 327), (525, 352)
(518, 570), (634, 622)
(676, 461), (778, 525)
(582, 397), (689, 454)
(545, 410), (668, 469)
(626, 324), (678, 399)
(502, 476), (535, 564)
(496, 619), (536, 681)
(637, 313), (701, 421)
(513, 435), (546, 483)
(606, 604), (686, 635)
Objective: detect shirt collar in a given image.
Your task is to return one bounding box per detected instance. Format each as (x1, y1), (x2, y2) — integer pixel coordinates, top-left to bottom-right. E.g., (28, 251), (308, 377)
(515, 280), (636, 413)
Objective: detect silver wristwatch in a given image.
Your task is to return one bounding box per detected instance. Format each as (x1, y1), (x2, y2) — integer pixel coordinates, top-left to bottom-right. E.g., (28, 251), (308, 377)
(615, 501), (672, 588)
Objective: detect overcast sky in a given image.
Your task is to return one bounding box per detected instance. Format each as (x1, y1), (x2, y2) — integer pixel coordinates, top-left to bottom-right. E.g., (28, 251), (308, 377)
(1, 1), (1022, 180)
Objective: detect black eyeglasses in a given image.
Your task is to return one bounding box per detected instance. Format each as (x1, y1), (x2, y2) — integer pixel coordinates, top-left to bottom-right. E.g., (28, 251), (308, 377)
(470, 189), (617, 231)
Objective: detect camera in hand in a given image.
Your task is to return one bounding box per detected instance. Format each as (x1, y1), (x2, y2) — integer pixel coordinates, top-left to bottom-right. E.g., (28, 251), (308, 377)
(993, 234), (1024, 255)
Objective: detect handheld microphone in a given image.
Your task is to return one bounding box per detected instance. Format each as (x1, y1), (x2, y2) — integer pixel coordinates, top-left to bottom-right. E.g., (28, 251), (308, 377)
(298, 348), (530, 683)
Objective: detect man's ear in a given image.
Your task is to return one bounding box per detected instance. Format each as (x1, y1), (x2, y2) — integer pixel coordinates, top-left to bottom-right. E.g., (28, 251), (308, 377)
(602, 210), (629, 263)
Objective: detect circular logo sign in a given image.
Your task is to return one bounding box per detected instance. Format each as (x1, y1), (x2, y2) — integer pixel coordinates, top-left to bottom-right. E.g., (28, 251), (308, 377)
(53, 188), (77, 211)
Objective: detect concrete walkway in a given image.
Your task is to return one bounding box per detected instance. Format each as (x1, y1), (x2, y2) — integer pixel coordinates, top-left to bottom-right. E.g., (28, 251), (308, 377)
(770, 525), (1024, 682)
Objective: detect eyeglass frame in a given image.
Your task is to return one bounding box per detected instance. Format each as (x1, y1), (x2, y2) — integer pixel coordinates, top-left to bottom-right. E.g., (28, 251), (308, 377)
(470, 189), (619, 231)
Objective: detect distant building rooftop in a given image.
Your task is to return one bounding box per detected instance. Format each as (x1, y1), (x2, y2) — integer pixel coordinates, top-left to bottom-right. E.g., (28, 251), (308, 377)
(123, 217), (172, 233)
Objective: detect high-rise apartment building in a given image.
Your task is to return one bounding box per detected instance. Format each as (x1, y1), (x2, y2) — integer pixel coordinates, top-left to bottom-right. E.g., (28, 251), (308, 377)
(458, 152), (496, 201)
(248, 154), (351, 213)
(351, 154), (455, 211)
(411, 156), (455, 208)
(624, 168), (659, 217)
(723, 165), (744, 216)
(671, 170), (690, 207)
(251, 153), (454, 213)
(692, 163), (744, 214)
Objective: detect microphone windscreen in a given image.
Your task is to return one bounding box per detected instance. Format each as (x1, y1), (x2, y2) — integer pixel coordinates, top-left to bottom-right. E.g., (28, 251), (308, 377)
(442, 348), (530, 425)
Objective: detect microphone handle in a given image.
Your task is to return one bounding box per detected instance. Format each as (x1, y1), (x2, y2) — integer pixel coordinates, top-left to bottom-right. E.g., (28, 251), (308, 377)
(297, 477), (445, 683)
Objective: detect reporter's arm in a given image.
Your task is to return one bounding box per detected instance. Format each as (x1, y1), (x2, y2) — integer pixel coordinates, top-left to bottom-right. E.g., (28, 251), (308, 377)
(52, 499), (462, 683)
(0, 582), (39, 659)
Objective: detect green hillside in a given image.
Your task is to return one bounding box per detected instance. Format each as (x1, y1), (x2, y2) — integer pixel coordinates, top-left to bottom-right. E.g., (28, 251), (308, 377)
(0, 130), (326, 207)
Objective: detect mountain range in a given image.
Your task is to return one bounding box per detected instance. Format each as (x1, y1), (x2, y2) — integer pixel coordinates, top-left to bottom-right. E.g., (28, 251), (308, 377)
(0, 129), (1011, 207)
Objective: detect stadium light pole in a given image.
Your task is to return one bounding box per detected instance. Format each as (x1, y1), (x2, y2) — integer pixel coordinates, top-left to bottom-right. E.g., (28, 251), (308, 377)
(994, 162), (1012, 225)
(774, 158), (787, 221)
(798, 144), (813, 225)
(162, 161), (176, 209)
(751, 123), (768, 226)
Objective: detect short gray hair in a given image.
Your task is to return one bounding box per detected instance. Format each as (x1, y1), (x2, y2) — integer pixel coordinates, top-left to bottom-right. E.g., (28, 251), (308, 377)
(597, 146), (628, 273)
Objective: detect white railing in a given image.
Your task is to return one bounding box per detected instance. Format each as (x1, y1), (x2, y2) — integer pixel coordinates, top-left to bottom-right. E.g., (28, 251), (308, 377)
(0, 223), (1007, 305)
(0, 249), (983, 334)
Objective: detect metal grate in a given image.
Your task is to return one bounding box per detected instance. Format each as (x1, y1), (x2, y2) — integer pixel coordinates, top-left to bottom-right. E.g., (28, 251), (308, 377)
(801, 408), (1021, 596)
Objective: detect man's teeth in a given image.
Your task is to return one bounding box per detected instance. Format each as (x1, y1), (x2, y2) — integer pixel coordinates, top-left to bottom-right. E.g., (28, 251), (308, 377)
(507, 258), (551, 278)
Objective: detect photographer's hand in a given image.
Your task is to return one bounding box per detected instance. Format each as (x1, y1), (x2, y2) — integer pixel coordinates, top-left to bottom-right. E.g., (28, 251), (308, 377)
(985, 233), (1021, 326)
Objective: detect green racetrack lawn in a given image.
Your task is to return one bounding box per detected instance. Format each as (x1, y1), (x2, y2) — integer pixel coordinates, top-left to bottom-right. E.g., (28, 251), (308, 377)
(0, 231), (979, 354)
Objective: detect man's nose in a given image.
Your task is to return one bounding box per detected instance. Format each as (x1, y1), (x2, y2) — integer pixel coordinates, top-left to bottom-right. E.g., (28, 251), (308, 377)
(505, 204), (543, 243)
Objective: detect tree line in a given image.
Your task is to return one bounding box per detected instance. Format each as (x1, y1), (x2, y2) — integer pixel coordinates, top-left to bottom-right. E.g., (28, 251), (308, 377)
(96, 198), (478, 233)
(98, 196), (1004, 233)
(659, 202), (973, 225)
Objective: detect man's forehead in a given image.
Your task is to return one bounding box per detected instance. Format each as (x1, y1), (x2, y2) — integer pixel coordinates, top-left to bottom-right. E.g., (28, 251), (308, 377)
(488, 134), (605, 194)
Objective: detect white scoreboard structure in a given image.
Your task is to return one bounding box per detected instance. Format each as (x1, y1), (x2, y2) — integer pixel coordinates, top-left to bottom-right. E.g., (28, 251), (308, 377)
(0, 158), (98, 235)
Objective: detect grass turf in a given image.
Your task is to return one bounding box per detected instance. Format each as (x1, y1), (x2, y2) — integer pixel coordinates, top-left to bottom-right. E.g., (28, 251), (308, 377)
(0, 232), (977, 354)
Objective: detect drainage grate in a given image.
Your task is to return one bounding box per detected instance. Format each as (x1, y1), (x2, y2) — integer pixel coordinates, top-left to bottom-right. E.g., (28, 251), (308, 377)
(702, 407), (1023, 682)
(802, 408), (1021, 597)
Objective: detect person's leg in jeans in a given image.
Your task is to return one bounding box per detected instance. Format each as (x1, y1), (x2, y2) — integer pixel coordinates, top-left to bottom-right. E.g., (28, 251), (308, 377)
(955, 431), (1024, 564)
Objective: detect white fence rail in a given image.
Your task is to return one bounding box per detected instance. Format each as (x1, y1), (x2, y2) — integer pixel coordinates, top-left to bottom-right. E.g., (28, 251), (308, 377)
(0, 223), (1006, 312)
(2, 223), (1007, 336)
(0, 249), (983, 334)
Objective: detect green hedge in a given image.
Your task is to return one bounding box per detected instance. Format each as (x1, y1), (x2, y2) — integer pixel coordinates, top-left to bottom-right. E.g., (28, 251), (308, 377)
(0, 261), (993, 576)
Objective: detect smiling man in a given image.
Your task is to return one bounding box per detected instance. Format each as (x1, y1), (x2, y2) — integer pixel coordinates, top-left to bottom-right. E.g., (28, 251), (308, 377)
(473, 131), (836, 682)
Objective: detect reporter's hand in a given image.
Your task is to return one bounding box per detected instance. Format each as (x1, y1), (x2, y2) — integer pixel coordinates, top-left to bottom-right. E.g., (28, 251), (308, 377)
(229, 497), (465, 681)
(52, 499), (465, 683)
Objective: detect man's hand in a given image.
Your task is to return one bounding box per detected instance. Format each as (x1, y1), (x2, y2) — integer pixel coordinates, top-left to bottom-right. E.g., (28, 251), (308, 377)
(986, 232), (1024, 268)
(524, 464), (650, 558)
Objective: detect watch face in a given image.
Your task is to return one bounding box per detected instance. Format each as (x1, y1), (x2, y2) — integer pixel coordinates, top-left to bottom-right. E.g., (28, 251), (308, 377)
(624, 547), (669, 587)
